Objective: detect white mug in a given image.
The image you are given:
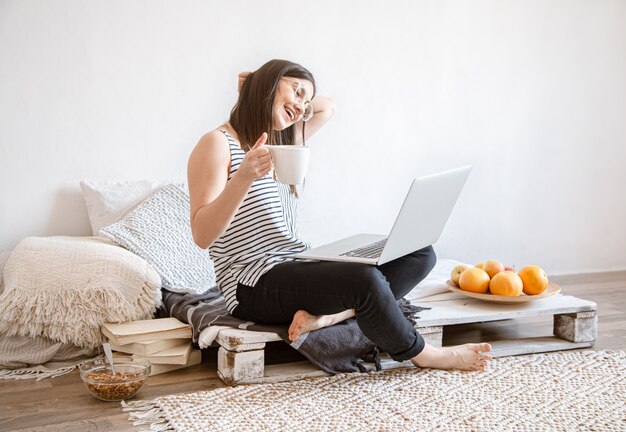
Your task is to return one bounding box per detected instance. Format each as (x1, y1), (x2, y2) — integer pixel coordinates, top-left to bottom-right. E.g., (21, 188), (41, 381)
(267, 145), (310, 185)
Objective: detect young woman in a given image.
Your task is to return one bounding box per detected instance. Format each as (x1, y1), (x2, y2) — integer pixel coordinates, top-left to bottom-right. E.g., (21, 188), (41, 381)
(188, 59), (492, 371)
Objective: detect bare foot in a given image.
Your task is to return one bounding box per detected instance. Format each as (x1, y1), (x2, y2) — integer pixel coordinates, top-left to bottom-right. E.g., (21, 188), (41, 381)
(411, 342), (493, 371)
(288, 310), (332, 341)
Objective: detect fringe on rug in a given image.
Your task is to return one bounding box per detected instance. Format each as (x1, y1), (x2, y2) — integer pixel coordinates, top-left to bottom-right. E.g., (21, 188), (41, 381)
(121, 400), (175, 432)
(0, 365), (77, 381)
(0, 356), (99, 381)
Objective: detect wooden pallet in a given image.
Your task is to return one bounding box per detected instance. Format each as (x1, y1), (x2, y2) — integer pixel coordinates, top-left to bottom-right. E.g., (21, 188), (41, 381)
(215, 293), (597, 386)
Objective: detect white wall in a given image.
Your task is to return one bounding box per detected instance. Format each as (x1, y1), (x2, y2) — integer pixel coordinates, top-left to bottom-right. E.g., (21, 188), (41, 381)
(1, 0), (625, 275)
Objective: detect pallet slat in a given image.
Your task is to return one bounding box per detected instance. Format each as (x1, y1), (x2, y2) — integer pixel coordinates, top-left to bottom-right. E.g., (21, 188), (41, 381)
(414, 294), (597, 327)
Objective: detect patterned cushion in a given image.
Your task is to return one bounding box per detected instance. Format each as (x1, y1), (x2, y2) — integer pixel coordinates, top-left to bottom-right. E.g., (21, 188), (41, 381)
(99, 184), (216, 294)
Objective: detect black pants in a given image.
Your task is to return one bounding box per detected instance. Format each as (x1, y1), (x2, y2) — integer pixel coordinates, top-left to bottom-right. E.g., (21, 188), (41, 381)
(232, 246), (437, 362)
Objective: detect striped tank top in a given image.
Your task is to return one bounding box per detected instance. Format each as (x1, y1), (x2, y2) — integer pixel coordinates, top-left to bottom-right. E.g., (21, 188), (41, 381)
(210, 130), (310, 313)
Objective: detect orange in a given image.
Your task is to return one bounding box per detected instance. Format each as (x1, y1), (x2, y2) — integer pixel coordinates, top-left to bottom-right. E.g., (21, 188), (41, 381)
(518, 265), (549, 295)
(459, 267), (490, 294)
(482, 260), (505, 279)
(489, 271), (523, 296)
(475, 262), (485, 270)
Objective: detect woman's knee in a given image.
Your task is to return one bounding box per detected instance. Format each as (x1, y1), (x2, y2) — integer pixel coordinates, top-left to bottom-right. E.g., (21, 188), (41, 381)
(420, 245), (437, 273)
(408, 245), (437, 282)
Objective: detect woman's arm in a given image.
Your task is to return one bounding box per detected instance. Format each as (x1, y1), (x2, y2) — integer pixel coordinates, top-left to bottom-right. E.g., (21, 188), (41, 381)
(295, 95), (336, 145)
(188, 131), (271, 249)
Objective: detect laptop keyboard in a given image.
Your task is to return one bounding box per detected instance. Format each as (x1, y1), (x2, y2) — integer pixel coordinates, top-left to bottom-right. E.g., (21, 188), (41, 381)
(340, 238), (388, 259)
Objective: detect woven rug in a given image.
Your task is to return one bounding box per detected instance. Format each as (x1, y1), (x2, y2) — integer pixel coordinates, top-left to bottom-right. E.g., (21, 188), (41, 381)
(123, 350), (625, 432)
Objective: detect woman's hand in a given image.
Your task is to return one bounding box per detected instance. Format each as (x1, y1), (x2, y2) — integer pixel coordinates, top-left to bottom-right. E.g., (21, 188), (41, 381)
(238, 71), (252, 93)
(237, 133), (272, 182)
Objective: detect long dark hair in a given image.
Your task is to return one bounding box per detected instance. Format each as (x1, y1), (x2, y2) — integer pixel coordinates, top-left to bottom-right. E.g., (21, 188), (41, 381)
(229, 59), (316, 150)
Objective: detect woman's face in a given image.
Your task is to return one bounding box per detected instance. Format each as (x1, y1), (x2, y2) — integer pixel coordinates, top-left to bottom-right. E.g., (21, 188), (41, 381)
(272, 77), (315, 131)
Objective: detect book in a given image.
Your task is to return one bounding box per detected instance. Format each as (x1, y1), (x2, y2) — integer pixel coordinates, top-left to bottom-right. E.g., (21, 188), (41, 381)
(112, 349), (202, 376)
(101, 317), (192, 345)
(108, 338), (190, 356)
(148, 349), (202, 376)
(132, 342), (193, 365)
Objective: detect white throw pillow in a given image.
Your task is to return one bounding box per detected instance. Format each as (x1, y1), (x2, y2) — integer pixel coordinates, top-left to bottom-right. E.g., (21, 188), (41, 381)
(99, 184), (216, 295)
(80, 179), (179, 235)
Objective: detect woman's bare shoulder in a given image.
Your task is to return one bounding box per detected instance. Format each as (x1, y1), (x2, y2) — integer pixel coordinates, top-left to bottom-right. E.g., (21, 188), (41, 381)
(190, 128), (230, 160)
(196, 127), (230, 150)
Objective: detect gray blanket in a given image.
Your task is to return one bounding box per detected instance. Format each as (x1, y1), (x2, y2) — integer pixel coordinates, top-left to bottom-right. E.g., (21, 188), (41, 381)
(158, 288), (429, 374)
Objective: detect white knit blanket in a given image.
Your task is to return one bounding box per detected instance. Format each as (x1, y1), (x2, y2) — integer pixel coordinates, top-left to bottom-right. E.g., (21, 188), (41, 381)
(0, 236), (162, 349)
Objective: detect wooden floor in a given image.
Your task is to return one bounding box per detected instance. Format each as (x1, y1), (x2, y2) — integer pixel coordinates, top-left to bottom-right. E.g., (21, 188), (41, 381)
(1, 271), (624, 432)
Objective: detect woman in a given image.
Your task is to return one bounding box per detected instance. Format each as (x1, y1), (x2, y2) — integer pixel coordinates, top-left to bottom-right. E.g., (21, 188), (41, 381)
(188, 59), (492, 371)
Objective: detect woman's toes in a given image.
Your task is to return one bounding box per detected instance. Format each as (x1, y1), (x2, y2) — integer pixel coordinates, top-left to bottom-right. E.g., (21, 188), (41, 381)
(478, 342), (492, 352)
(289, 325), (300, 339)
(474, 363), (485, 371)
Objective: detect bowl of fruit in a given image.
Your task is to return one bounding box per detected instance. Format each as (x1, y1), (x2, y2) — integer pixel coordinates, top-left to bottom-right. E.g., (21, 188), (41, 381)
(448, 260), (560, 303)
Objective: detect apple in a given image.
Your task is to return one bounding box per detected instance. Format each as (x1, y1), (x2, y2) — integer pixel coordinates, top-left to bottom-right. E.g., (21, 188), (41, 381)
(450, 264), (470, 286)
(504, 266), (516, 272)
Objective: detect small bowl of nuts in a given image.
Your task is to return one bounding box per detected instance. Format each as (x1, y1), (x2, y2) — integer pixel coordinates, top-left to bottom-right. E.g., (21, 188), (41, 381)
(79, 357), (150, 401)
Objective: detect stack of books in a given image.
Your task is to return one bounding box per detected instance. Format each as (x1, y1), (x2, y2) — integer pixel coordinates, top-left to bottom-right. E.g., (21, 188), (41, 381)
(101, 317), (201, 376)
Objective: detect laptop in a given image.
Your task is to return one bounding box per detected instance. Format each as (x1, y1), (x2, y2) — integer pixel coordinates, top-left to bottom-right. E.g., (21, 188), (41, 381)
(291, 165), (472, 265)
